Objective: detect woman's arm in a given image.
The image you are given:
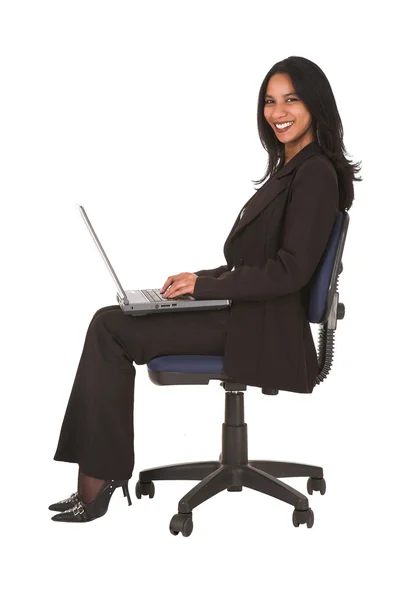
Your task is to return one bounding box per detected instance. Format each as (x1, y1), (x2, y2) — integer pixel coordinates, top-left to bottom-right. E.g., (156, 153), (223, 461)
(193, 158), (339, 301)
(193, 264), (231, 278)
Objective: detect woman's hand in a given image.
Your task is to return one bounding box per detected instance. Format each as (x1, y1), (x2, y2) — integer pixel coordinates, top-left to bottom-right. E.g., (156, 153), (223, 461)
(160, 272), (198, 298)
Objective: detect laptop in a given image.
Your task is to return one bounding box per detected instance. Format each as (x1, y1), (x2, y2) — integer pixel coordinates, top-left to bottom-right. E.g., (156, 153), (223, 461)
(77, 205), (231, 316)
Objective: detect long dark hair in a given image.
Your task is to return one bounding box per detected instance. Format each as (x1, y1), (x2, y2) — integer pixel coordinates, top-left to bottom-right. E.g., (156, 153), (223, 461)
(253, 56), (362, 212)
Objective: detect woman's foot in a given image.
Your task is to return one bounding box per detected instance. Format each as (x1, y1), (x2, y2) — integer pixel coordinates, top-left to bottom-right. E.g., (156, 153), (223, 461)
(78, 470), (105, 504)
(48, 491), (80, 512)
(51, 478), (132, 522)
(48, 469), (105, 512)
(50, 469), (132, 522)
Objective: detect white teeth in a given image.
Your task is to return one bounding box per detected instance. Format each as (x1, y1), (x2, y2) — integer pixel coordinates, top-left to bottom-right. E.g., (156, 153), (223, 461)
(275, 121), (294, 129)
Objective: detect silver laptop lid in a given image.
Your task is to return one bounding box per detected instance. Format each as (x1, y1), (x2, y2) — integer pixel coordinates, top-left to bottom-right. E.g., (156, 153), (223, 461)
(77, 205), (129, 305)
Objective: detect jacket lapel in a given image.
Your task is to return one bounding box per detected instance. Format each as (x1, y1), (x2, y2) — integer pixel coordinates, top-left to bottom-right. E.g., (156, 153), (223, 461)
(229, 141), (322, 241)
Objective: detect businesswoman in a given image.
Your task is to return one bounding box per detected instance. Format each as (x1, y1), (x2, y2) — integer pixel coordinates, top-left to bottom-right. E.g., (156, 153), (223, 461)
(50, 56), (362, 523)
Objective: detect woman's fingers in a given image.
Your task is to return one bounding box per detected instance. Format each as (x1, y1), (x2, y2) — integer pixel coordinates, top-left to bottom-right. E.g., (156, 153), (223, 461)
(162, 281), (186, 298)
(160, 276), (175, 293)
(160, 272), (197, 297)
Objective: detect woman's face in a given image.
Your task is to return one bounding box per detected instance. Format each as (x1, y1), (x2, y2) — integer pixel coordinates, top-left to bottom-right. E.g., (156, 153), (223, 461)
(264, 73), (316, 148)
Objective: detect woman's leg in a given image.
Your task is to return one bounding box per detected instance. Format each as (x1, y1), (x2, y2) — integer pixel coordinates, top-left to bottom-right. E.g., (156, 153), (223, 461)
(53, 305), (131, 502)
(53, 304), (230, 502)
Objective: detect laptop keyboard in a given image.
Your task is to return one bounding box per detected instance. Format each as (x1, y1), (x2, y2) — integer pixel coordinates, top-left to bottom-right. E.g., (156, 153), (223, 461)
(141, 289), (192, 302)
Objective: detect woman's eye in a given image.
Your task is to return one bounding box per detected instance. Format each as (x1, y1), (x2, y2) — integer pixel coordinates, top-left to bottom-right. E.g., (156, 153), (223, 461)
(264, 98), (297, 104)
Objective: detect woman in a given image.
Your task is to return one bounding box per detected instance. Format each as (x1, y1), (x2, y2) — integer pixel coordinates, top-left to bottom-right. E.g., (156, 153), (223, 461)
(50, 56), (362, 523)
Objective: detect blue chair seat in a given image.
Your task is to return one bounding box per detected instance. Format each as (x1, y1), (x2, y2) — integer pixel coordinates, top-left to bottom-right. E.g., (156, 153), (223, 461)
(147, 355), (230, 387)
(148, 355), (225, 374)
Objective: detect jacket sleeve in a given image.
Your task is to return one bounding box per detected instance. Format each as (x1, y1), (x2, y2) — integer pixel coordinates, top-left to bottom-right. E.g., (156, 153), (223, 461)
(193, 264), (231, 278)
(193, 158), (339, 301)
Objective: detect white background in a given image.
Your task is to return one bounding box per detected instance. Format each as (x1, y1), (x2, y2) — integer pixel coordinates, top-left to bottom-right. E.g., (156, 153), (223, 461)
(1, 1), (399, 598)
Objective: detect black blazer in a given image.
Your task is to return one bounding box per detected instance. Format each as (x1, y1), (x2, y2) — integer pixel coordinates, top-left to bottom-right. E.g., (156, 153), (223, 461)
(193, 141), (339, 393)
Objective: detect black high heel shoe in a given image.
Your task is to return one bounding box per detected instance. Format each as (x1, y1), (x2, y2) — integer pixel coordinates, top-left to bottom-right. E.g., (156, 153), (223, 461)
(51, 479), (132, 523)
(48, 491), (80, 512)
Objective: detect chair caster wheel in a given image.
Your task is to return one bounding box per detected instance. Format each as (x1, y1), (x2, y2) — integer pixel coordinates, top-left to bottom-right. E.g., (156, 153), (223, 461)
(135, 480), (155, 499)
(292, 508), (314, 528)
(169, 512), (193, 537)
(307, 477), (326, 495)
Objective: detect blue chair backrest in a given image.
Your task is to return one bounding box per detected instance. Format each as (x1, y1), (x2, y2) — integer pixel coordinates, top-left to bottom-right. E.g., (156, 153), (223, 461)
(307, 211), (350, 324)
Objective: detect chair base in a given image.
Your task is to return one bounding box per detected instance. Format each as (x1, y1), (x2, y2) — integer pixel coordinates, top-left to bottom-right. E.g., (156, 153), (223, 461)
(137, 387), (324, 519)
(139, 458), (323, 513)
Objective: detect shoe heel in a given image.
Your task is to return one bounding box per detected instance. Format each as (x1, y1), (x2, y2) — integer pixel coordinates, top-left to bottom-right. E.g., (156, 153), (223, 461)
(122, 482), (132, 506)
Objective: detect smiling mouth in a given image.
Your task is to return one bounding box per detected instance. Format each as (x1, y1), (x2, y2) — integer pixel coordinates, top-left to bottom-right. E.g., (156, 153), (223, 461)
(274, 121), (294, 132)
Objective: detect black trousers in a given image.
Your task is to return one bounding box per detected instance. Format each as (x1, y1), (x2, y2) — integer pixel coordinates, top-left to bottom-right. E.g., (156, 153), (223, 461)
(53, 305), (231, 480)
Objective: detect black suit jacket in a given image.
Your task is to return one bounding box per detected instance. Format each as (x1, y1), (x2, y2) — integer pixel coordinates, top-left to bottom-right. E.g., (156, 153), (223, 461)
(193, 141), (339, 393)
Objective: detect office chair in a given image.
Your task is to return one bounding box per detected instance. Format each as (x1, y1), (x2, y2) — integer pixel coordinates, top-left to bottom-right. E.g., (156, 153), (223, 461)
(136, 211), (350, 536)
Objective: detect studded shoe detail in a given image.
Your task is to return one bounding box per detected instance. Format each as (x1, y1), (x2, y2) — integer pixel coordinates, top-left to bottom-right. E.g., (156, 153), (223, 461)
(48, 491), (80, 512)
(51, 479), (132, 523)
